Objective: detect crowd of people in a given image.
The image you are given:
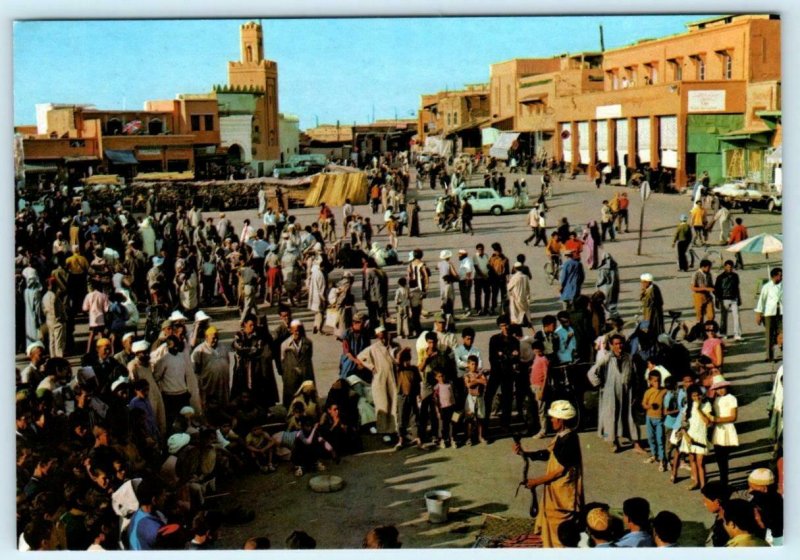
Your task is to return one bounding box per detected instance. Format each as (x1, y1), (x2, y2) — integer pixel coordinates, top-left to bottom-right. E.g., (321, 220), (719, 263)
(14, 150), (783, 549)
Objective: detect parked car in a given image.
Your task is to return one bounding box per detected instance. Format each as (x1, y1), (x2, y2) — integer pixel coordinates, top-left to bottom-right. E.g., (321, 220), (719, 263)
(712, 180), (782, 213)
(287, 154), (327, 173)
(272, 162), (310, 178)
(457, 187), (516, 215)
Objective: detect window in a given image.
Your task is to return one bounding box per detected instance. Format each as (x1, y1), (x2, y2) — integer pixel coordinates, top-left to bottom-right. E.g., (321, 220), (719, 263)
(204, 115), (214, 131)
(191, 115), (201, 131)
(721, 51), (733, 79)
(669, 59), (683, 81)
(453, 112), (458, 125)
(649, 63), (658, 84)
(692, 56), (706, 80)
(479, 191), (493, 200)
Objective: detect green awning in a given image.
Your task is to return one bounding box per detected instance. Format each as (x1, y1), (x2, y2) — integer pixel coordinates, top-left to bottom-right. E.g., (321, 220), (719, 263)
(24, 162), (59, 172)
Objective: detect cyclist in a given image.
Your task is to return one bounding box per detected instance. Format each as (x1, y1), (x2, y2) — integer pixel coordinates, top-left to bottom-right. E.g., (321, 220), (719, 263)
(545, 232), (563, 282)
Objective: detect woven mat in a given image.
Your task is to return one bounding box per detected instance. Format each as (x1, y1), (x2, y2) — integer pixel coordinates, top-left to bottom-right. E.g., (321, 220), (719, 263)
(473, 515), (541, 548)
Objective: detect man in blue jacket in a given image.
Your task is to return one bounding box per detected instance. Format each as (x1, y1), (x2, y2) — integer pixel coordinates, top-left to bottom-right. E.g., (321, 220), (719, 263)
(126, 478), (166, 550)
(559, 251), (584, 310)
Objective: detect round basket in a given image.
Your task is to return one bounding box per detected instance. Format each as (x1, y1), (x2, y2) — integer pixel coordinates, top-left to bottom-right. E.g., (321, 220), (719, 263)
(308, 474), (345, 493)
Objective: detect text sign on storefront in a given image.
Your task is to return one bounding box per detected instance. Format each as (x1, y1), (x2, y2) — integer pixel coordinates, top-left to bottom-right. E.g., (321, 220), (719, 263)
(688, 90), (726, 112)
(596, 104), (622, 119)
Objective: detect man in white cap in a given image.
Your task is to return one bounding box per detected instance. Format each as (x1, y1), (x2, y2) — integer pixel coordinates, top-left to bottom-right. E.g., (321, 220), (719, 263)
(129, 340), (166, 435)
(357, 325), (398, 440)
(20, 341), (46, 387)
(747, 467), (776, 495)
(189, 310), (212, 349)
(640, 273), (664, 335)
(438, 249), (457, 306)
(280, 319), (315, 407)
(513, 399), (583, 548)
(456, 249), (474, 316)
(153, 335), (195, 431)
(114, 332), (136, 368)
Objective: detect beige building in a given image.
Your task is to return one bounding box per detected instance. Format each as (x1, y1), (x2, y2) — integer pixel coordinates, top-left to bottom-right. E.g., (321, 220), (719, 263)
(549, 14), (780, 187)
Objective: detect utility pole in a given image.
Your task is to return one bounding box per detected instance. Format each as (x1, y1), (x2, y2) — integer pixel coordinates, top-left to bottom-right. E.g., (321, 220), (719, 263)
(637, 181), (651, 255)
(599, 25), (605, 52)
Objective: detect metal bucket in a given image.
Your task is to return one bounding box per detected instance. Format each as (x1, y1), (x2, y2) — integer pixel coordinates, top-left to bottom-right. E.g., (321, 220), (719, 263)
(425, 490), (452, 523)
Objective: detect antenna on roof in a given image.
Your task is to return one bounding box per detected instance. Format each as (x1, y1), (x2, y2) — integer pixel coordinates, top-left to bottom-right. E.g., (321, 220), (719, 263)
(599, 25), (605, 52)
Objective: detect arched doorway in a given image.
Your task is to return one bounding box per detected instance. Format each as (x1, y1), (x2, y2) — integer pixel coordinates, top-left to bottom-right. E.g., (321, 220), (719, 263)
(227, 144), (243, 163)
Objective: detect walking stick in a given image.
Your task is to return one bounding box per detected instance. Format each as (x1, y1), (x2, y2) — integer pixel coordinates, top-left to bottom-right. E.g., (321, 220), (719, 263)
(513, 434), (539, 518)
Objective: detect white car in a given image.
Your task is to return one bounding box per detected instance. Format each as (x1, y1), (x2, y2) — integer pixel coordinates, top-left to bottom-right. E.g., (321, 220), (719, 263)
(712, 181), (782, 213)
(458, 187), (516, 215)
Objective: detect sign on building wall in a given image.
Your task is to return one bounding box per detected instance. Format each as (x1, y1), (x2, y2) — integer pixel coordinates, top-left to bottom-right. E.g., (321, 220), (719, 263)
(596, 104), (622, 120)
(688, 90), (726, 112)
(137, 148), (162, 156)
(596, 121), (608, 163)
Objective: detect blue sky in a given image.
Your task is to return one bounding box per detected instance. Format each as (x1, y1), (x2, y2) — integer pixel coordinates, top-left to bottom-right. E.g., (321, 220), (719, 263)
(14, 15), (711, 131)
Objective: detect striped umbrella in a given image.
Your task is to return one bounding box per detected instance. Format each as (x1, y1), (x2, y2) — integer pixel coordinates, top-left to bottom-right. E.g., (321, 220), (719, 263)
(725, 233), (783, 254)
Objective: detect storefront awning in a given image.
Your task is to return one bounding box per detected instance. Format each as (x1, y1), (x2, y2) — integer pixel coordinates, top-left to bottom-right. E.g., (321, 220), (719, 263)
(718, 128), (771, 143)
(105, 150), (139, 165)
(489, 132), (521, 160)
(64, 155), (101, 163)
(445, 118), (491, 136)
(24, 162), (59, 173)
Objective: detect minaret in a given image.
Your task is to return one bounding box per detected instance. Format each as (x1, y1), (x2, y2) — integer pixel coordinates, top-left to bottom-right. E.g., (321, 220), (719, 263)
(240, 21), (264, 63)
(227, 21), (280, 161)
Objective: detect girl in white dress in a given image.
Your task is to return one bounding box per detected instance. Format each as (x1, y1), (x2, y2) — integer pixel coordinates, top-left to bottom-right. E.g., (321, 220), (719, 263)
(710, 380), (739, 487)
(679, 385), (713, 490)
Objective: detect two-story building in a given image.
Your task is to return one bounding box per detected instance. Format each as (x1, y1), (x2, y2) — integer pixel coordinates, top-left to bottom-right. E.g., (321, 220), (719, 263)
(18, 97), (222, 184)
(418, 84), (490, 155)
(552, 14), (780, 187)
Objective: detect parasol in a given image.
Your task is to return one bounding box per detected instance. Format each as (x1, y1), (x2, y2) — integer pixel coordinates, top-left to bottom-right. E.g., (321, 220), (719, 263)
(725, 233), (782, 276)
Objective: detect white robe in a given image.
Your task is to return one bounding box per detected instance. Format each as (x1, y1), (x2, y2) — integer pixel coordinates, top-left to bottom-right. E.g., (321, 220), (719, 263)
(307, 264), (327, 313)
(507, 271), (531, 325)
(139, 221), (156, 257)
(357, 341), (398, 434)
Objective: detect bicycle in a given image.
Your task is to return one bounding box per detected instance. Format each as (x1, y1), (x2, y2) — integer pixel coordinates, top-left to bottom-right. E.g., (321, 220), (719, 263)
(686, 244), (722, 270)
(543, 255), (562, 286)
(546, 361), (595, 430)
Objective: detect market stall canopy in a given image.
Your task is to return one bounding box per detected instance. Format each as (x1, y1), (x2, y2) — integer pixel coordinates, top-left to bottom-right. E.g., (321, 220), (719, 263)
(489, 132), (521, 160)
(82, 174), (120, 185)
(105, 150), (139, 165)
(305, 171), (368, 207)
(423, 136), (453, 157)
(134, 171), (194, 181)
(481, 127), (501, 147)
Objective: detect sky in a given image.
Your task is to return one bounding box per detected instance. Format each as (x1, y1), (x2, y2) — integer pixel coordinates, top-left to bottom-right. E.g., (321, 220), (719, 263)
(14, 15), (714, 131)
